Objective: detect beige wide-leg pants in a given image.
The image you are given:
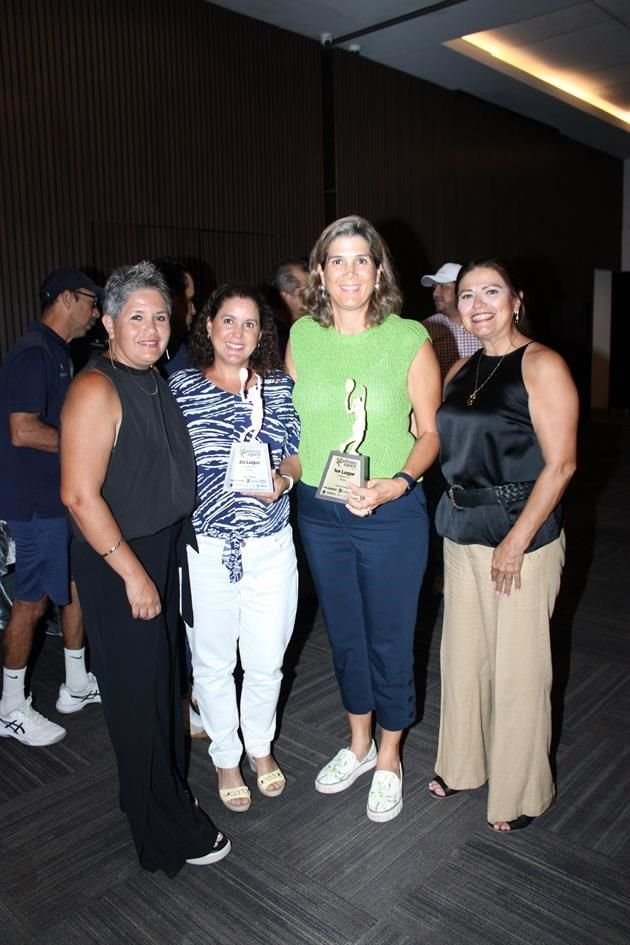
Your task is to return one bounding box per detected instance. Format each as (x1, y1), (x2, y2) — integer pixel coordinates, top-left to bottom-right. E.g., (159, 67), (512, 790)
(435, 532), (565, 824)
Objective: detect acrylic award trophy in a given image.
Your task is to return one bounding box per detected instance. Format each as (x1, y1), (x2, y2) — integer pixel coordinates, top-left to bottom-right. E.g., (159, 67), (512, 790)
(315, 378), (367, 503)
(224, 369), (274, 493)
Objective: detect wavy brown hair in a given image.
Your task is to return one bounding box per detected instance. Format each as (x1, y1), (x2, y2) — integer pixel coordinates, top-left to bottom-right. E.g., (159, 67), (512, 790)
(189, 283), (282, 374)
(302, 215), (402, 327)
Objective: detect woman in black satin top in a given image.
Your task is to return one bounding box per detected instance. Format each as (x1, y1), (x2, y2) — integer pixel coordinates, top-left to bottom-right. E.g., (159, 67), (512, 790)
(428, 259), (578, 833)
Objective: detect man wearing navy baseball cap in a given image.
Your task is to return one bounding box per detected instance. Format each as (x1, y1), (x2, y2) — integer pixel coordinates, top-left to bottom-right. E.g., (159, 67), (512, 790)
(0, 267), (104, 746)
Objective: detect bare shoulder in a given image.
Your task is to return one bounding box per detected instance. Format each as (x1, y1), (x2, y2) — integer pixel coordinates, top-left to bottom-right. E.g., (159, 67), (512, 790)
(522, 341), (573, 388)
(63, 368), (120, 417)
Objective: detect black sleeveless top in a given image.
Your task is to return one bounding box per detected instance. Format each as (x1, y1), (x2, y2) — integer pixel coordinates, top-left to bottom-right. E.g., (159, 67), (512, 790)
(75, 356), (196, 541)
(435, 344), (562, 550)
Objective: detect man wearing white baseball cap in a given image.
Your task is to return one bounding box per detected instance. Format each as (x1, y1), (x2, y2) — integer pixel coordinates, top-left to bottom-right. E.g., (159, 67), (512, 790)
(421, 263), (482, 595)
(421, 263), (481, 379)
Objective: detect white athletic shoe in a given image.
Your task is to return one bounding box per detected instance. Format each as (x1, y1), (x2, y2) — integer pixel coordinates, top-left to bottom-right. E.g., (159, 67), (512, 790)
(0, 695), (66, 746)
(56, 672), (101, 714)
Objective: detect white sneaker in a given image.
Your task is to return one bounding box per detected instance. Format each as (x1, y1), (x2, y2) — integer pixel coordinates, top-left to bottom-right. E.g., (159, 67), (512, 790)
(0, 695), (66, 746)
(56, 672), (101, 714)
(315, 740), (377, 794)
(366, 765), (403, 822)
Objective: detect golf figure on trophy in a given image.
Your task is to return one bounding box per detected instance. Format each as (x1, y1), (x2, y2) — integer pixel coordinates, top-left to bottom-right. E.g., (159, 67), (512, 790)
(316, 378), (367, 503)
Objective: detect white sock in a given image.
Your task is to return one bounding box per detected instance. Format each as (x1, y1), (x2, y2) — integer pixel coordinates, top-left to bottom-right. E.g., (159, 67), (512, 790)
(1, 666), (27, 715)
(64, 647), (89, 692)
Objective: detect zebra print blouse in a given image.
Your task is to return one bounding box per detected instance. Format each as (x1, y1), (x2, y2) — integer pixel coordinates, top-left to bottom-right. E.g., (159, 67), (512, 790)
(169, 368), (300, 580)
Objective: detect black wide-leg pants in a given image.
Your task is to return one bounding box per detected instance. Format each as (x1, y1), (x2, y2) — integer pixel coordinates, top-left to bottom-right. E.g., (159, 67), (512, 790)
(72, 523), (218, 877)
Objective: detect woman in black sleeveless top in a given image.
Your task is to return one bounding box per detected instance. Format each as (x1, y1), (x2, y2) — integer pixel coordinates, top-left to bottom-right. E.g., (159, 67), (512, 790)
(60, 262), (230, 875)
(428, 259), (578, 832)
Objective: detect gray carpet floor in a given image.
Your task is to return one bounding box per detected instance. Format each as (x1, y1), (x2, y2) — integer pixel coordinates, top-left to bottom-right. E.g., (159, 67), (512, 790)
(1, 415), (629, 945)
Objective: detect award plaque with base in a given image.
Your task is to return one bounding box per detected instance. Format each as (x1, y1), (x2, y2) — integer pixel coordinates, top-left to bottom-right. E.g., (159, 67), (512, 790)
(316, 378), (368, 504)
(224, 369), (273, 493)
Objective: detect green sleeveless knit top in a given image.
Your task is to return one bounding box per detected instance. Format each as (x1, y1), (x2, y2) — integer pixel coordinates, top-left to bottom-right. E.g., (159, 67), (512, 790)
(290, 314), (430, 486)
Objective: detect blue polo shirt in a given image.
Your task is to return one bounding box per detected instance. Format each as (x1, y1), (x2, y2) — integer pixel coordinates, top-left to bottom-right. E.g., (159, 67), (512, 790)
(0, 321), (72, 520)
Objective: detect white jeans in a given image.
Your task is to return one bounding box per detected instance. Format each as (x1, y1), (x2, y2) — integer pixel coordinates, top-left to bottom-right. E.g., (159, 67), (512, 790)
(186, 526), (298, 768)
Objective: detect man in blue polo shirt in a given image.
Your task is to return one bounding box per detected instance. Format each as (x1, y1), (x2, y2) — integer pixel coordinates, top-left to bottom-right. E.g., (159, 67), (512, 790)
(0, 268), (103, 746)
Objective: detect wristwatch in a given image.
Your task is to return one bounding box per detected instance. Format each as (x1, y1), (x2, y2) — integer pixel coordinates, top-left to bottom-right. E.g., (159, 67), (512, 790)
(393, 471), (416, 493)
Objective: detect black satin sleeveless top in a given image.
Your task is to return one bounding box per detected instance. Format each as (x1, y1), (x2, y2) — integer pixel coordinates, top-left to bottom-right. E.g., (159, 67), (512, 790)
(74, 357), (196, 541)
(435, 344), (562, 550)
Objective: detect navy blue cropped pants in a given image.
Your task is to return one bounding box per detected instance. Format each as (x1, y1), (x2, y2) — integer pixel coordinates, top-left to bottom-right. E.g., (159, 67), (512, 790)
(297, 483), (429, 731)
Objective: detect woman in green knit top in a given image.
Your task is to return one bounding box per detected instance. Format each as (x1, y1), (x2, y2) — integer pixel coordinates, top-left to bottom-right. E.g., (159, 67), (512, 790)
(286, 216), (441, 822)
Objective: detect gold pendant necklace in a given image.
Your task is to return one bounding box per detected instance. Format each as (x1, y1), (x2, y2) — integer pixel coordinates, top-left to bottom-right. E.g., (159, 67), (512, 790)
(467, 345), (512, 407)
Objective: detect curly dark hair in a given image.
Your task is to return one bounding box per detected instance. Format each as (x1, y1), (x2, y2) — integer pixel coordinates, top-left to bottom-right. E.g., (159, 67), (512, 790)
(302, 215), (402, 328)
(189, 283), (282, 374)
(456, 258), (530, 336)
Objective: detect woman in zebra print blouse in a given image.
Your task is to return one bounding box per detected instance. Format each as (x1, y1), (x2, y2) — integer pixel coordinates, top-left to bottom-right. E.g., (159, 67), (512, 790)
(169, 284), (301, 813)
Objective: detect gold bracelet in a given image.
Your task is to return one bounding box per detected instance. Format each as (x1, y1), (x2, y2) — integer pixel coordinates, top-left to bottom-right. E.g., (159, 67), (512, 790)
(102, 537), (125, 558)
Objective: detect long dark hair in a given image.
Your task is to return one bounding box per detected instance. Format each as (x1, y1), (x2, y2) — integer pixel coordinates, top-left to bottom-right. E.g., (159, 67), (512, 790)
(189, 283), (282, 374)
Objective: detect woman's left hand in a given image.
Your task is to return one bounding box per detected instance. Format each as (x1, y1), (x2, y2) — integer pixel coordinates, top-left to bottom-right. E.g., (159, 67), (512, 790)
(490, 539), (524, 596)
(346, 478), (407, 517)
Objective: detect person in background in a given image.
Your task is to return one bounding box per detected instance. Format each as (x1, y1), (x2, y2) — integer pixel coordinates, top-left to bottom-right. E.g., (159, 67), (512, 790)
(152, 258), (205, 737)
(0, 268), (102, 747)
(286, 216), (441, 823)
(60, 261), (229, 873)
(429, 258), (578, 832)
(422, 263), (481, 379)
(152, 256), (197, 375)
(266, 257), (308, 358)
(421, 262), (482, 593)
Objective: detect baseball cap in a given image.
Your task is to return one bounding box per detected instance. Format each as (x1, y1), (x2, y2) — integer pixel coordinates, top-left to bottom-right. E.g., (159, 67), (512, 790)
(421, 263), (461, 287)
(39, 268), (104, 307)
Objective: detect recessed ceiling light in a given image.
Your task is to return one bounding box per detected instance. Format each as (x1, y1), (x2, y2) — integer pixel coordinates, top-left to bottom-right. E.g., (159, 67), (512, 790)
(447, 33), (630, 131)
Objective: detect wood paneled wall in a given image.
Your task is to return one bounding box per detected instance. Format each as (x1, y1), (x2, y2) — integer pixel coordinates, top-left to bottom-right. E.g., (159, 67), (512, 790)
(0, 0), (324, 356)
(332, 51), (622, 391)
(0, 1), (623, 399)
